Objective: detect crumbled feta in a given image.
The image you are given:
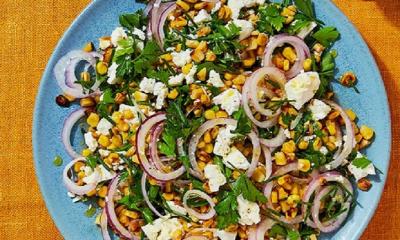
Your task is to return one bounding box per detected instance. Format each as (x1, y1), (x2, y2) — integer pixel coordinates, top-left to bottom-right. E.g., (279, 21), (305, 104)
(82, 165), (114, 185)
(107, 62), (120, 85)
(237, 194), (260, 225)
(168, 73), (185, 86)
(283, 129), (291, 139)
(154, 82), (168, 109)
(98, 149), (110, 157)
(228, 0), (265, 19)
(309, 99), (331, 120)
(284, 72), (321, 110)
(213, 88), (242, 115)
(84, 132), (98, 151)
(213, 125), (237, 157)
(303, 135), (316, 142)
(204, 164), (227, 192)
(166, 201), (187, 216)
(111, 27), (128, 46)
(171, 49), (192, 67)
(96, 118), (113, 135)
(133, 27), (146, 41)
(142, 215), (182, 240)
(320, 146), (328, 155)
(185, 64), (197, 84)
(215, 230), (237, 240)
(212, 2), (222, 13)
(207, 70), (224, 87)
(193, 9), (212, 24)
(223, 147), (250, 170)
(232, 19), (254, 41)
(99, 38), (111, 50)
(140, 77), (156, 94)
(348, 155), (376, 181)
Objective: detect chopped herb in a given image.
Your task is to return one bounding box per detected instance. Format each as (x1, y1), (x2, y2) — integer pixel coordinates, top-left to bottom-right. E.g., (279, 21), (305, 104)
(316, 50), (336, 98)
(85, 205), (97, 217)
(312, 26), (340, 47)
(269, 224), (287, 238)
(119, 10), (147, 30)
(233, 174), (267, 203)
(257, 4), (286, 34)
(352, 157), (372, 169)
(231, 107), (252, 136)
(53, 155), (63, 167)
(215, 192), (240, 229)
(86, 155), (99, 169)
(294, 0), (315, 19)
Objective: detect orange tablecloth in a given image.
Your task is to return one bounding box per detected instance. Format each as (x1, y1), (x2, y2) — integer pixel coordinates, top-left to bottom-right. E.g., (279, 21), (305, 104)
(0, 0), (398, 239)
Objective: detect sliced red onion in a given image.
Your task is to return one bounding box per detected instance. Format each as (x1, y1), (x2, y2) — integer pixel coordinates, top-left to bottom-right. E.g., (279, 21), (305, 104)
(263, 34), (311, 79)
(188, 118), (261, 178)
(150, 1), (176, 49)
(183, 190), (216, 220)
(63, 158), (97, 195)
(136, 113), (186, 181)
(290, 112), (303, 130)
(105, 175), (139, 240)
(62, 108), (85, 159)
(273, 162), (298, 177)
(149, 122), (168, 171)
(321, 101), (355, 171)
(144, 0), (155, 16)
(261, 145), (272, 180)
(259, 127), (287, 148)
(256, 218), (275, 240)
(248, 226), (258, 240)
(100, 209), (111, 240)
(141, 173), (164, 217)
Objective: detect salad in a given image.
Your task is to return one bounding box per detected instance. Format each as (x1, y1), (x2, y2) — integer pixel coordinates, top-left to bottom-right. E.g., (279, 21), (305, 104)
(53, 0), (378, 239)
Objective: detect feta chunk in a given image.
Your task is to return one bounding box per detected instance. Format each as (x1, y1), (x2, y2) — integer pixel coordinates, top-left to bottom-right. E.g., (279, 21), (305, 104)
(228, 0), (265, 19)
(233, 19), (254, 41)
(284, 72), (321, 110)
(84, 132), (98, 151)
(168, 73), (185, 86)
(111, 27), (128, 46)
(140, 77), (156, 94)
(309, 99), (331, 120)
(185, 64), (197, 84)
(82, 165), (114, 184)
(98, 149), (110, 157)
(154, 82), (168, 109)
(166, 201), (187, 216)
(212, 2), (222, 13)
(215, 230), (237, 240)
(171, 49), (192, 67)
(320, 146), (328, 155)
(348, 155), (376, 181)
(99, 38), (111, 50)
(237, 194), (261, 225)
(96, 118), (113, 135)
(193, 9), (212, 24)
(107, 62), (120, 85)
(142, 215), (182, 240)
(207, 70), (224, 87)
(133, 27), (146, 41)
(213, 125), (237, 157)
(204, 164), (227, 192)
(223, 147), (250, 170)
(213, 88), (242, 115)
(283, 129), (291, 139)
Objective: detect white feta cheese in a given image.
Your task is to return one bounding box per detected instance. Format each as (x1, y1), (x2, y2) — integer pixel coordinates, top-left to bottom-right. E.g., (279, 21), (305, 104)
(107, 62), (120, 85)
(213, 88), (242, 115)
(215, 230), (237, 240)
(309, 99), (331, 120)
(212, 2), (222, 13)
(96, 118), (113, 135)
(193, 9), (212, 24)
(184, 64), (197, 84)
(98, 149), (110, 157)
(111, 27), (128, 46)
(348, 154), (376, 181)
(133, 27), (146, 41)
(284, 72), (321, 110)
(283, 129), (291, 139)
(223, 147), (250, 170)
(166, 201), (187, 216)
(140, 77), (156, 94)
(84, 132), (98, 151)
(207, 70), (225, 87)
(142, 215), (182, 240)
(83, 165), (115, 185)
(204, 164), (227, 192)
(303, 135), (316, 142)
(213, 125), (237, 157)
(237, 194), (261, 225)
(99, 38), (111, 50)
(320, 146), (328, 155)
(171, 49), (192, 67)
(168, 73), (185, 86)
(228, 0), (265, 19)
(232, 19), (254, 41)
(154, 82), (168, 109)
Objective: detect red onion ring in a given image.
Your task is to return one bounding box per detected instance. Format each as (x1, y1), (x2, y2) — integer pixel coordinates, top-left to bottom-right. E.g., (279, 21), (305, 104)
(321, 101), (355, 171)
(255, 218), (275, 240)
(183, 190), (216, 220)
(63, 158), (97, 195)
(100, 209), (111, 240)
(136, 113), (186, 181)
(188, 118), (261, 178)
(149, 122), (168, 171)
(150, 1), (176, 49)
(248, 226), (258, 240)
(263, 34), (311, 79)
(141, 172), (164, 217)
(62, 108), (85, 159)
(261, 145), (272, 180)
(144, 0), (155, 16)
(259, 127), (287, 148)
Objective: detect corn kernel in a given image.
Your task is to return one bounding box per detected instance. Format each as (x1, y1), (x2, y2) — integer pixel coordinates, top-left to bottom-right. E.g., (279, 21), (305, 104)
(274, 152), (287, 166)
(313, 137), (322, 150)
(163, 193), (174, 201)
(205, 50), (217, 62)
(326, 120), (336, 135)
(168, 88), (179, 99)
(278, 187), (288, 200)
(283, 59), (290, 71)
(198, 161), (206, 171)
(96, 62), (108, 75)
(282, 47), (297, 63)
(243, 57), (256, 68)
(303, 58), (312, 71)
(232, 170), (241, 179)
(360, 125), (374, 140)
(298, 159), (311, 172)
(197, 141), (206, 149)
(192, 49), (205, 63)
(204, 131), (212, 144)
(204, 109), (216, 120)
(326, 141), (337, 151)
(282, 140), (296, 154)
(82, 148), (92, 157)
(196, 68), (207, 81)
(216, 111), (228, 118)
(98, 135), (110, 147)
(86, 189), (97, 197)
(224, 72), (235, 81)
(287, 194), (300, 205)
(83, 42), (94, 52)
(160, 53), (172, 61)
(345, 109), (357, 121)
(111, 135), (122, 147)
(177, 0), (190, 11)
(298, 140), (309, 150)
(277, 175), (287, 186)
(232, 75), (246, 85)
(73, 161), (85, 172)
(186, 40), (200, 49)
(122, 109), (135, 120)
(291, 183), (299, 195)
(204, 143), (213, 154)
(123, 209), (140, 219)
(197, 26), (212, 37)
(80, 97), (95, 107)
(271, 191), (278, 203)
(97, 186), (108, 198)
(117, 122), (129, 132)
(112, 111), (123, 123)
(182, 63), (193, 75)
(133, 91), (148, 102)
(251, 166), (266, 183)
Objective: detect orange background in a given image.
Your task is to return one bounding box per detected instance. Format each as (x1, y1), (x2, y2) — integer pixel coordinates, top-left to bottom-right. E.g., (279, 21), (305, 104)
(0, 0), (398, 239)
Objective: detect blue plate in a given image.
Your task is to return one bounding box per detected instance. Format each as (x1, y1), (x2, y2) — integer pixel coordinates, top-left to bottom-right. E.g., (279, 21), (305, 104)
(33, 0), (391, 239)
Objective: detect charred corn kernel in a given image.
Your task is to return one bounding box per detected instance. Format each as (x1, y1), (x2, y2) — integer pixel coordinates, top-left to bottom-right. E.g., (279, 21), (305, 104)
(121, 110), (134, 120)
(98, 199), (106, 208)
(328, 110), (340, 120)
(196, 68), (207, 81)
(215, 111), (228, 118)
(80, 71), (91, 82)
(112, 111), (123, 123)
(256, 33), (268, 46)
(277, 176), (287, 186)
(232, 170), (241, 180)
(171, 17), (188, 28)
(313, 43), (325, 53)
(345, 109), (357, 121)
(252, 166), (266, 182)
(291, 183), (299, 195)
(175, 43), (182, 52)
(80, 97), (95, 107)
(96, 61), (108, 75)
(160, 53), (172, 61)
(326, 141), (337, 151)
(186, 40), (200, 49)
(86, 189), (97, 197)
(194, 109), (202, 117)
(313, 137), (322, 150)
(204, 109), (216, 120)
(204, 143), (213, 154)
(126, 147), (136, 157)
(198, 161), (206, 171)
(287, 194), (300, 205)
(182, 63), (193, 75)
(218, 5), (232, 21)
(282, 47), (297, 63)
(211, 127), (219, 139)
(303, 58), (312, 71)
(360, 125), (374, 140)
(86, 113), (100, 127)
(340, 71), (357, 87)
(282, 140), (296, 154)
(197, 26), (211, 37)
(283, 182), (292, 191)
(278, 187), (288, 200)
(148, 177), (158, 186)
(133, 91), (148, 102)
(197, 41), (208, 52)
(97, 186), (108, 198)
(122, 209), (139, 219)
(171, 229), (183, 240)
(81, 148), (92, 157)
(247, 37), (258, 50)
(117, 122), (129, 132)
(98, 135), (110, 147)
(243, 57), (256, 68)
(83, 42), (94, 52)
(298, 159), (311, 172)
(285, 15), (294, 24)
(326, 120), (336, 135)
(298, 140), (309, 150)
(224, 72), (236, 81)
(204, 131), (212, 144)
(111, 135), (122, 147)
(271, 191), (278, 203)
(176, 0), (190, 11)
(163, 193), (174, 201)
(200, 94), (210, 105)
(205, 50), (217, 62)
(281, 7), (296, 17)
(197, 141), (206, 148)
(274, 152), (287, 166)
(131, 155), (139, 165)
(232, 75), (246, 85)
(191, 88), (203, 99)
(73, 161), (85, 172)
(194, 2), (207, 10)
(168, 88), (179, 99)
(77, 171), (86, 180)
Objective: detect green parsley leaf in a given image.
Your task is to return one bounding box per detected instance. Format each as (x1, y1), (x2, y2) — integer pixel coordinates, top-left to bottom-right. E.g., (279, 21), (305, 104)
(316, 50), (336, 98)
(86, 155), (99, 169)
(352, 157), (372, 169)
(119, 10), (147, 30)
(53, 156), (63, 167)
(85, 205), (96, 218)
(142, 207), (154, 224)
(101, 88), (115, 104)
(287, 230), (301, 240)
(294, 0), (315, 19)
(233, 175), (267, 203)
(231, 107), (252, 136)
(215, 192), (240, 229)
(312, 26), (340, 47)
(257, 4), (286, 34)
(269, 224), (287, 238)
